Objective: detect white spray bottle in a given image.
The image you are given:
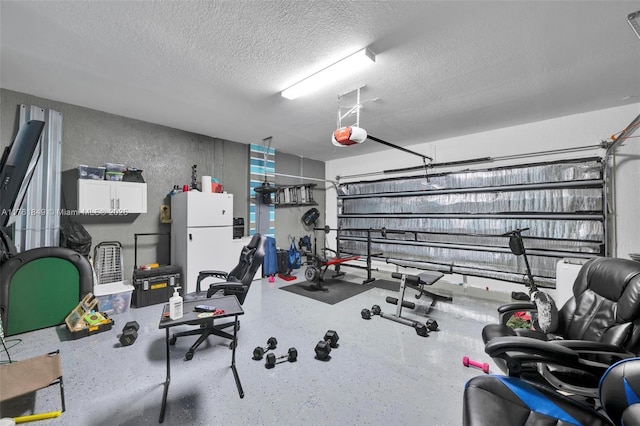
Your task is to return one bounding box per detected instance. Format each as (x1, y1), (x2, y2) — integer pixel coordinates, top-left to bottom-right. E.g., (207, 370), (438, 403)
(169, 287), (183, 320)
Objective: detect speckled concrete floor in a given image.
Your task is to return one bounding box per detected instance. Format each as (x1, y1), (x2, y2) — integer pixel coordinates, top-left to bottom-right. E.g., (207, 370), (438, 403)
(0, 270), (506, 426)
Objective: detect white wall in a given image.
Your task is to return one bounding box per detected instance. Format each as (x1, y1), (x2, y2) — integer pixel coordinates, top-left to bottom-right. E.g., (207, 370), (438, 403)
(324, 103), (640, 293)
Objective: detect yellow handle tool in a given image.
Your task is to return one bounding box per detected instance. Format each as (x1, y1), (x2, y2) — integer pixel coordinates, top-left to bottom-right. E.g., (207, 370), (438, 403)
(14, 411), (62, 423)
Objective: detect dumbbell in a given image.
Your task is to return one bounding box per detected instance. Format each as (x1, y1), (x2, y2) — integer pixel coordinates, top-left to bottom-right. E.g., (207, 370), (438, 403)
(119, 321), (140, 346)
(314, 330), (339, 361)
(426, 319), (438, 331)
(265, 347), (298, 369)
(252, 337), (278, 360)
(360, 305), (382, 319)
(413, 319), (438, 336)
(462, 356), (490, 374)
(414, 323), (429, 337)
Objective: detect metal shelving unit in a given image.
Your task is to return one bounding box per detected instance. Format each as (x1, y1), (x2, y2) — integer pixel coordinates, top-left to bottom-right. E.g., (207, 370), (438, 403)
(274, 184), (317, 207)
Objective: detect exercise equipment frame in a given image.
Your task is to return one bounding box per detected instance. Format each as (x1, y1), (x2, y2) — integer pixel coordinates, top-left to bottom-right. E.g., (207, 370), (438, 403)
(307, 226), (382, 286)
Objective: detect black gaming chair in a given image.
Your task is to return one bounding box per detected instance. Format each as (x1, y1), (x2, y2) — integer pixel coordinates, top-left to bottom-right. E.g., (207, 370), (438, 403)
(170, 233), (266, 360)
(482, 257), (640, 396)
(463, 351), (640, 426)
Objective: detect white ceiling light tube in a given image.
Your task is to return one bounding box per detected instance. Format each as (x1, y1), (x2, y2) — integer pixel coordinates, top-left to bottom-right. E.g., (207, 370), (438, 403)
(281, 47), (375, 100)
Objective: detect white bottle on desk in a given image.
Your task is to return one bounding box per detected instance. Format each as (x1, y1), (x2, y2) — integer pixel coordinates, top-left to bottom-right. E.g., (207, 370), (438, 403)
(169, 287), (183, 320)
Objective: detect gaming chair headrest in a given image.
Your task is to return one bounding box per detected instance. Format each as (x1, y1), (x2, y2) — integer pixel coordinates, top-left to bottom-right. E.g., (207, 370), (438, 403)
(247, 233), (262, 250)
(250, 233), (266, 261)
(599, 357), (640, 425)
(574, 257), (640, 321)
(238, 233), (264, 269)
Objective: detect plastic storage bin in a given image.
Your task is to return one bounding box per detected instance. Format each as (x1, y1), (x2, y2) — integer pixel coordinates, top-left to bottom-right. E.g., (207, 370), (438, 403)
(93, 282), (134, 315)
(105, 171), (124, 181)
(78, 165), (106, 180)
(105, 162), (126, 173)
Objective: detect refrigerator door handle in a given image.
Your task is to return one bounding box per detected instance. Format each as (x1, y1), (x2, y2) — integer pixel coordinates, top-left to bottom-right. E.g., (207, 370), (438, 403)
(189, 233), (192, 241)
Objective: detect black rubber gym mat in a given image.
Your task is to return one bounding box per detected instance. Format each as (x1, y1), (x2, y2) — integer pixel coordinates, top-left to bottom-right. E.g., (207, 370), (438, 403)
(368, 279), (400, 292)
(279, 279), (371, 305)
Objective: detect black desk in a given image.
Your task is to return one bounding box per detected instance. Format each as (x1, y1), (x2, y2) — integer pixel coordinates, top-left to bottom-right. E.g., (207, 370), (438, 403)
(157, 296), (244, 423)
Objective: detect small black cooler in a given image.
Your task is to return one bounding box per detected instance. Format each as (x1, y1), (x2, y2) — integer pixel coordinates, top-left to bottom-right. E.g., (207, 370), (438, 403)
(132, 232), (182, 308)
(132, 265), (182, 308)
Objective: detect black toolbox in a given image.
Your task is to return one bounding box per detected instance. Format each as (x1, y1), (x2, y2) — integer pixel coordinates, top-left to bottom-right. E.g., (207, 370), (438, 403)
(65, 293), (114, 339)
(132, 265), (182, 308)
(132, 233), (182, 308)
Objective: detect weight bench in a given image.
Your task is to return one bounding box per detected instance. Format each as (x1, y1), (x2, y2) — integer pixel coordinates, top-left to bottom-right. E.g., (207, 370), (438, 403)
(303, 248), (360, 291)
(0, 350), (65, 421)
(404, 271), (453, 306)
(362, 271), (451, 336)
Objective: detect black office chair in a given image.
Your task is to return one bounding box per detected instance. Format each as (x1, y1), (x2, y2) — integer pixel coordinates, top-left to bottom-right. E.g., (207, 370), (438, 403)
(463, 351), (640, 426)
(170, 233), (266, 360)
(482, 257), (640, 397)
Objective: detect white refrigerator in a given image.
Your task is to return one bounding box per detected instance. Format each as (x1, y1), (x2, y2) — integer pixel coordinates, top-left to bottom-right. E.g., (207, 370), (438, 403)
(171, 191), (235, 295)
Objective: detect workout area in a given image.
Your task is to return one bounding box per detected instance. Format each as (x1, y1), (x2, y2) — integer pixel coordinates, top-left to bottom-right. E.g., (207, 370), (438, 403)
(2, 2), (640, 426)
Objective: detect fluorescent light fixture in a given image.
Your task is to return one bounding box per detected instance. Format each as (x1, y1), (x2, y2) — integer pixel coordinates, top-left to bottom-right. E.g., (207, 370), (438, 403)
(629, 10), (640, 40)
(281, 47), (375, 100)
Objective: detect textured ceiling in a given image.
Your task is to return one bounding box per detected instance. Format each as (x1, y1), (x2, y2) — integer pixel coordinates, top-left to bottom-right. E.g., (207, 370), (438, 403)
(1, 1), (639, 162)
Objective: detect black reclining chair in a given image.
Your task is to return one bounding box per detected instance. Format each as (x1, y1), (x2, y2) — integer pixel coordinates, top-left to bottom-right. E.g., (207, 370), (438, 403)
(463, 353), (640, 425)
(482, 257), (640, 397)
(170, 233), (266, 360)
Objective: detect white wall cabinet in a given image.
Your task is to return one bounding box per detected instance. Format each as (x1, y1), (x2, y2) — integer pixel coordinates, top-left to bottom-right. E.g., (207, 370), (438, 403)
(77, 180), (147, 213)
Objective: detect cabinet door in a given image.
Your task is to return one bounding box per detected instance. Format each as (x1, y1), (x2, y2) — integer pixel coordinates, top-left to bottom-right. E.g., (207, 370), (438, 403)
(184, 192), (233, 227)
(78, 180), (113, 213)
(115, 182), (147, 213)
(184, 226), (234, 294)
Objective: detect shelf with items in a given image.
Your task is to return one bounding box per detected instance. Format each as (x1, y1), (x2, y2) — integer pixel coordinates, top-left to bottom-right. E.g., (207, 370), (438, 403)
(274, 184), (317, 207)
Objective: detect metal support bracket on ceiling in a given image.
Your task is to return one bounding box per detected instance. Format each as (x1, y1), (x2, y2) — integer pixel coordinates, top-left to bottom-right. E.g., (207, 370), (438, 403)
(336, 86), (433, 164)
(336, 86), (377, 130)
